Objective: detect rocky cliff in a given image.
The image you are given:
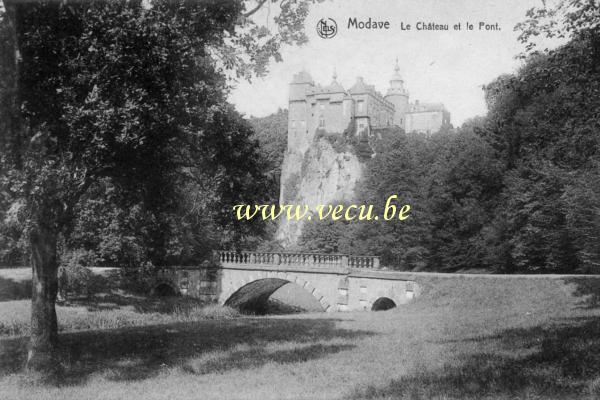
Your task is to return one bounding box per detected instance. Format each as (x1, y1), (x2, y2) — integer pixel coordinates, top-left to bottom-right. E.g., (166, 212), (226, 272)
(276, 134), (364, 247)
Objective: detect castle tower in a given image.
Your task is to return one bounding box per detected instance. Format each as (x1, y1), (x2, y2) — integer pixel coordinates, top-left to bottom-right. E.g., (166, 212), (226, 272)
(288, 70), (313, 153)
(384, 59), (409, 129)
(325, 69), (352, 133)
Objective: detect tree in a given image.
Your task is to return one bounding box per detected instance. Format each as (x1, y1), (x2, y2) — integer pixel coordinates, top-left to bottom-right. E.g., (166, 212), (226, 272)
(426, 128), (504, 272)
(562, 165), (600, 272)
(298, 217), (348, 254)
(351, 131), (438, 269)
(475, 5), (600, 273)
(0, 0), (316, 373)
(515, 0), (600, 54)
(249, 108), (288, 204)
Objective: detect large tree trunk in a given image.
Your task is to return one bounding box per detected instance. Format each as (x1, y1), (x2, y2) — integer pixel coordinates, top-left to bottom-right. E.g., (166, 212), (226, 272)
(26, 226), (60, 373)
(2, 0), (62, 374)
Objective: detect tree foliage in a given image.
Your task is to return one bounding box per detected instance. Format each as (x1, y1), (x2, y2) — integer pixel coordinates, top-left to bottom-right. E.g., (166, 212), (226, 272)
(515, 0), (599, 53)
(248, 108), (288, 204)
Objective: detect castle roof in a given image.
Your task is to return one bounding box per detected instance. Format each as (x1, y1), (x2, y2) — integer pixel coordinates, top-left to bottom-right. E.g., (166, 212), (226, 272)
(409, 102), (446, 113)
(348, 77), (393, 107)
(390, 71), (404, 82)
(390, 59), (404, 83)
(289, 71), (399, 109)
(348, 77), (372, 94)
(291, 70), (314, 84)
(323, 69), (345, 93)
(323, 80), (345, 93)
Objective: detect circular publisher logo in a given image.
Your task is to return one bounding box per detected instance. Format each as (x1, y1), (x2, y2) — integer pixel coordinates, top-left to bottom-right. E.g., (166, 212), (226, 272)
(316, 18), (337, 39)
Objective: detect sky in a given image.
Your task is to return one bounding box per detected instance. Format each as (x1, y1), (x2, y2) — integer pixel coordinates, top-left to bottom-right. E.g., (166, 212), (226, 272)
(228, 0), (555, 127)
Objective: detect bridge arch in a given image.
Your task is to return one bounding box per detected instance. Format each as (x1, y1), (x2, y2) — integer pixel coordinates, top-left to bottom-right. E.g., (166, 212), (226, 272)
(371, 296), (396, 311)
(151, 279), (179, 297)
(221, 273), (332, 313)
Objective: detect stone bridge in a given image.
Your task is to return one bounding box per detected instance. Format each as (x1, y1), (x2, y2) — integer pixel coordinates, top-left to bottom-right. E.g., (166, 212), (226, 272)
(154, 251), (420, 312)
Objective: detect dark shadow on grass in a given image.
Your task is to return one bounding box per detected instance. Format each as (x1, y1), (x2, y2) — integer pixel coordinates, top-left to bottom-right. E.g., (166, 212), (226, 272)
(0, 276), (31, 301)
(69, 292), (321, 315)
(0, 317), (373, 385)
(350, 315), (600, 399)
(63, 292), (196, 313)
(177, 343), (354, 376)
(563, 277), (600, 309)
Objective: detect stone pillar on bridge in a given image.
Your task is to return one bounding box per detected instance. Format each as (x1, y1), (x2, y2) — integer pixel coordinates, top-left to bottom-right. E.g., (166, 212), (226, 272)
(341, 255), (348, 268)
(336, 277), (349, 311)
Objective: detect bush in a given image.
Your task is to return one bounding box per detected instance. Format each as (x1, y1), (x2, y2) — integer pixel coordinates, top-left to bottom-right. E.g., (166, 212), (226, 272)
(178, 304), (240, 320)
(59, 249), (105, 297)
(116, 261), (157, 294)
(61, 265), (94, 297)
(589, 377), (600, 397)
(282, 172), (301, 204)
(0, 302), (241, 337)
(0, 317), (28, 336)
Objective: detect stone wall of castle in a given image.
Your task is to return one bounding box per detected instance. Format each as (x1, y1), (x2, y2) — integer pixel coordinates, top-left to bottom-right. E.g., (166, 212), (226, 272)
(405, 108), (451, 134)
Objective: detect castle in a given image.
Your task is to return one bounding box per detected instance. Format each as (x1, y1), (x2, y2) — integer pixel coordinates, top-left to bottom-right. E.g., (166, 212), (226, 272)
(277, 62), (452, 246)
(288, 61), (451, 145)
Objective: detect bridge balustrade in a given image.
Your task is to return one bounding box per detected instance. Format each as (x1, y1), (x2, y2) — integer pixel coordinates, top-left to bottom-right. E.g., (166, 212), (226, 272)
(348, 256), (380, 269)
(216, 250), (381, 270)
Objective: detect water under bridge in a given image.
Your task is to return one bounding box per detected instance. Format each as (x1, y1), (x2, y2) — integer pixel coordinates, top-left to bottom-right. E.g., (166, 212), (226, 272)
(154, 251), (420, 312)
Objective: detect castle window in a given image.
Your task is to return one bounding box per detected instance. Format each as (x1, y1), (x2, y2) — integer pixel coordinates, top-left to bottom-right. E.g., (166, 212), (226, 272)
(319, 116), (325, 128)
(357, 100), (365, 113)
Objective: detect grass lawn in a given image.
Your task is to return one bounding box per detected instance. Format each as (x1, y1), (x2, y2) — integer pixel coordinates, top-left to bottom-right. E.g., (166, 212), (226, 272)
(0, 268), (599, 399)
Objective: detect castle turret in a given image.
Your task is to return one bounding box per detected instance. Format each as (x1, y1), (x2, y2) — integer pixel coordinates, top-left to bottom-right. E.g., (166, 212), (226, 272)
(289, 70), (313, 101)
(288, 71), (314, 153)
(384, 59), (409, 129)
